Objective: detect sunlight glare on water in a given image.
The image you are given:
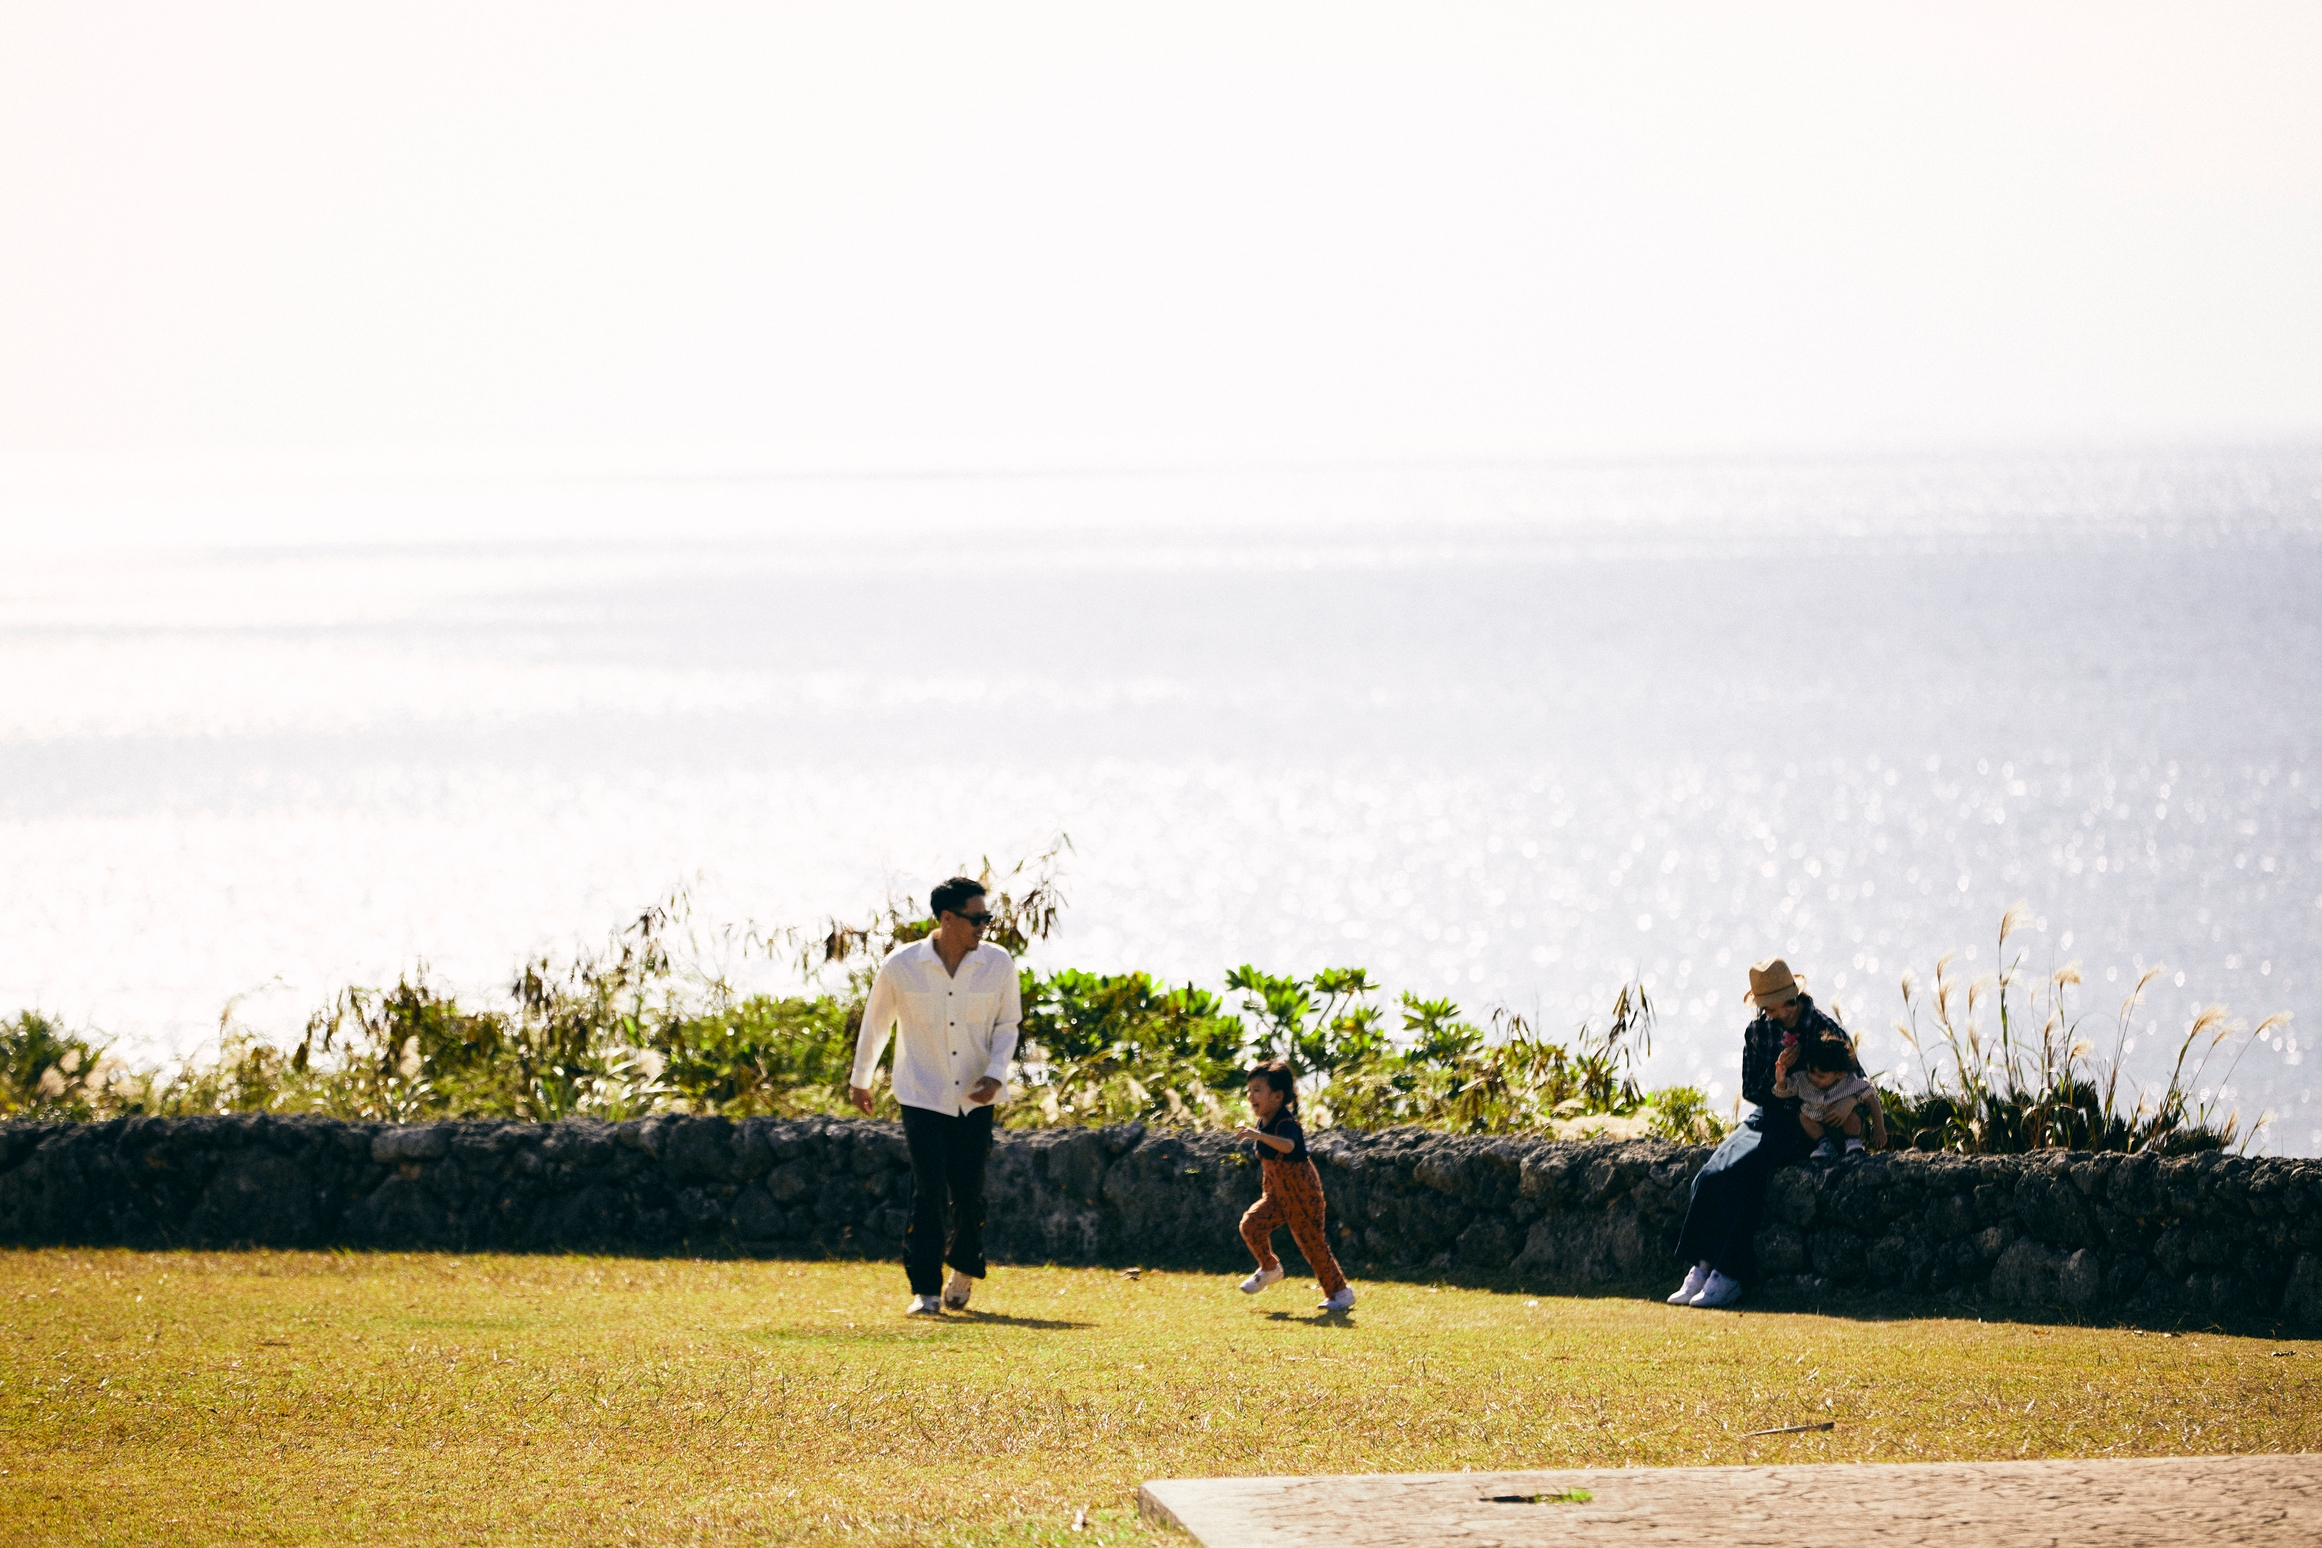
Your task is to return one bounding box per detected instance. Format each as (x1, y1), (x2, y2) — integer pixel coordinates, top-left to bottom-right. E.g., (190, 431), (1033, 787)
(3, 448), (2320, 1148)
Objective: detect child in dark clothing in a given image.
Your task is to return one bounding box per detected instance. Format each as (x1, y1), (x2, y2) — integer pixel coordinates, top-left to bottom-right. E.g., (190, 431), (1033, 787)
(1232, 1061), (1355, 1312)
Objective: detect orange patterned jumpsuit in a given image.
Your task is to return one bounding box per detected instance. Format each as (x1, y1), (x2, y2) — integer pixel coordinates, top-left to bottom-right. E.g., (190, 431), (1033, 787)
(1239, 1113), (1349, 1297)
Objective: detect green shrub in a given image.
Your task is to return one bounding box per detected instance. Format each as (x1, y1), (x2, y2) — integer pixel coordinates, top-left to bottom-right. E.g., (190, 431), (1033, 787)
(658, 995), (861, 1118)
(9, 869), (2271, 1159)
(1010, 969), (1248, 1128)
(1643, 1085), (1724, 1145)
(0, 1011), (118, 1120)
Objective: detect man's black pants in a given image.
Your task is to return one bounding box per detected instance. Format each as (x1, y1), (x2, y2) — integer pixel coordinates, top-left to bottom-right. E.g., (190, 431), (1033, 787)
(900, 1102), (994, 1296)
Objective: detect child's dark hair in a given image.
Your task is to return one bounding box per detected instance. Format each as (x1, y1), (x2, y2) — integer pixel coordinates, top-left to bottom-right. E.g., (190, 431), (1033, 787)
(1802, 1032), (1859, 1074)
(1246, 1059), (1299, 1117)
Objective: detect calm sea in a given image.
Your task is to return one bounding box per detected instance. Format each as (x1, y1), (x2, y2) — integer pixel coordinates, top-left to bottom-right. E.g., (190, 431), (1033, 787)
(6, 448), (2321, 1148)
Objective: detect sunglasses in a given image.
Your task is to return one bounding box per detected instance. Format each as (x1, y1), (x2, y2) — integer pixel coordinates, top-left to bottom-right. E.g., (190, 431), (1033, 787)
(952, 911), (995, 929)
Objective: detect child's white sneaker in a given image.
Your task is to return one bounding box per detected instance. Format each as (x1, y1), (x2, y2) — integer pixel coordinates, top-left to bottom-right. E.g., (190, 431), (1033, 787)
(942, 1268), (974, 1310)
(1688, 1270), (1744, 1309)
(1843, 1137), (1867, 1155)
(1239, 1265), (1285, 1294)
(1810, 1137), (1843, 1160)
(1667, 1263), (1712, 1304)
(1318, 1286), (1357, 1313)
(905, 1294), (944, 1316)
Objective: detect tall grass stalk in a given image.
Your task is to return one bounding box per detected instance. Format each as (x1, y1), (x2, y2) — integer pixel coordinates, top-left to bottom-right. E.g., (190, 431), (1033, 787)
(1886, 902), (2288, 1155)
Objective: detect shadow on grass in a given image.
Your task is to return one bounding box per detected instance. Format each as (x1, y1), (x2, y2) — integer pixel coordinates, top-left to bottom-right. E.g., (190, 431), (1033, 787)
(1727, 1282), (2316, 1341)
(1255, 1308), (1357, 1327)
(1375, 1263), (2315, 1341)
(947, 1309), (1096, 1331)
(81, 1240), (2309, 1341)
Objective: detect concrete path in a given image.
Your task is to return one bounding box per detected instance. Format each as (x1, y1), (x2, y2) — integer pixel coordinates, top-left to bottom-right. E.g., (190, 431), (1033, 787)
(1138, 1454), (2322, 1546)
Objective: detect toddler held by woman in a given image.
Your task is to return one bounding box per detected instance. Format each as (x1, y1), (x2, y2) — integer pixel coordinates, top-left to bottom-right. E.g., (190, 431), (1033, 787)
(1777, 1032), (1887, 1158)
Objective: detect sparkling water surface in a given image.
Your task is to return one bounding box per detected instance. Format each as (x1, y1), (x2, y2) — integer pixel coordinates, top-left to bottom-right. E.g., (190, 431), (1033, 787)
(5, 449), (2321, 1148)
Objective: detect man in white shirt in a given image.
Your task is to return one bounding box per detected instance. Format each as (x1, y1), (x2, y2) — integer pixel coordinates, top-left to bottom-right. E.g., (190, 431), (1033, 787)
(849, 876), (1023, 1316)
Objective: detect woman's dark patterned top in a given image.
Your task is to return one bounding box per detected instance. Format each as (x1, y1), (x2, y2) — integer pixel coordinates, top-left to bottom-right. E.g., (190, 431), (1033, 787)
(1739, 994), (1858, 1112)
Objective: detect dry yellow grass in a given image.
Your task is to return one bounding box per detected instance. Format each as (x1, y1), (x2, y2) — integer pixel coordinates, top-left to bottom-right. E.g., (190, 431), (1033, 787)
(4, 1248), (2318, 1546)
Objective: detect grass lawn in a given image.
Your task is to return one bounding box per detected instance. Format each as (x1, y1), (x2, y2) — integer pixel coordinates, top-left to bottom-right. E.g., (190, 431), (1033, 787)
(4, 1250), (2318, 1546)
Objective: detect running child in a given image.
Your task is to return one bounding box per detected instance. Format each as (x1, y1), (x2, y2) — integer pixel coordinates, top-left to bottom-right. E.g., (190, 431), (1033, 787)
(1232, 1060), (1356, 1313)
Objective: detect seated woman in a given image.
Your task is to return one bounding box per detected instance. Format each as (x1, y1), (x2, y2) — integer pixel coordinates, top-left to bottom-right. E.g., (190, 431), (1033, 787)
(1667, 958), (1863, 1309)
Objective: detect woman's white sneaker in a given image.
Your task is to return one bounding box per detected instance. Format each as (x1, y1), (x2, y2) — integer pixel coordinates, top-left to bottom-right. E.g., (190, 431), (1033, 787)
(942, 1269), (974, 1310)
(1240, 1265), (1285, 1294)
(905, 1294), (944, 1316)
(1688, 1270), (1744, 1309)
(1318, 1286), (1357, 1313)
(1667, 1263), (1712, 1304)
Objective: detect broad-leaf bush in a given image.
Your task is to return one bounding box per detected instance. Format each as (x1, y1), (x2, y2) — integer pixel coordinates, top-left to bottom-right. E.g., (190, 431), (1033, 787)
(0, 846), (2270, 1154)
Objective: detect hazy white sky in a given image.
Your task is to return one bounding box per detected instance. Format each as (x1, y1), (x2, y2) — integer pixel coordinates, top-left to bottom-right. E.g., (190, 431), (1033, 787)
(3, 2), (2319, 475)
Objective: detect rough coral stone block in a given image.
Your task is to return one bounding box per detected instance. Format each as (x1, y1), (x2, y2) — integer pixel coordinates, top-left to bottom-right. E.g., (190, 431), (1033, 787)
(1810, 1227), (1869, 1283)
(1455, 1218), (1514, 1271)
(2058, 1247), (2105, 1311)
(1990, 1240), (2062, 1307)
(1926, 1192), (1977, 1241)
(2281, 1253), (2322, 1326)
(1765, 1169), (1819, 1228)
(1754, 1223), (1808, 1277)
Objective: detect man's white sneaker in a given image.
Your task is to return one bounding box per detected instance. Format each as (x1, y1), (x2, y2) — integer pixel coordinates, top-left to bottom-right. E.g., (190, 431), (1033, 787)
(1688, 1270), (1744, 1309)
(942, 1269), (974, 1310)
(1318, 1286), (1357, 1313)
(1667, 1263), (1712, 1304)
(1239, 1265), (1285, 1294)
(905, 1294), (944, 1316)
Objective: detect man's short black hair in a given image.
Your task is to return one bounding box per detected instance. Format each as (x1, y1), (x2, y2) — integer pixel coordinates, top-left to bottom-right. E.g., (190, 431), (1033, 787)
(930, 876), (987, 919)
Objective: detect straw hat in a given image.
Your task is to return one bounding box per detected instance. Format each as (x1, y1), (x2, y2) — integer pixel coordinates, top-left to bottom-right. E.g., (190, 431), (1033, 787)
(1742, 958), (1806, 1010)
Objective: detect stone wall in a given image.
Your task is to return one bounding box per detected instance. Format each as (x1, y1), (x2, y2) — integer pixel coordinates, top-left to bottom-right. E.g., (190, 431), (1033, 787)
(5, 1115), (2320, 1325)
